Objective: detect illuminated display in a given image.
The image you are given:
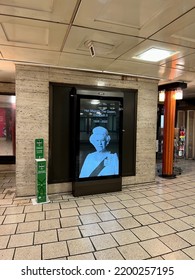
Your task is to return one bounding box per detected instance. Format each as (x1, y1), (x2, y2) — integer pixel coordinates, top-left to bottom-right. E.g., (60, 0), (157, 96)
(78, 97), (122, 179)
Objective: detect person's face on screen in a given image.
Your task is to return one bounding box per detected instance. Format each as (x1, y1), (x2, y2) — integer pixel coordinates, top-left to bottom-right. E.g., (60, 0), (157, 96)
(92, 134), (107, 152)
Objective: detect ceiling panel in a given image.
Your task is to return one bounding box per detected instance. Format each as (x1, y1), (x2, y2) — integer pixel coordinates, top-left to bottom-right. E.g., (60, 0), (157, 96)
(161, 52), (195, 72)
(151, 8), (195, 48)
(0, 0), (78, 23)
(119, 39), (195, 64)
(1, 46), (60, 66)
(63, 26), (144, 58)
(0, 0), (54, 12)
(0, 0), (194, 97)
(74, 0), (195, 38)
(0, 23), (7, 41)
(140, 1), (195, 39)
(105, 58), (185, 81)
(0, 15), (68, 51)
(58, 52), (114, 71)
(90, 0), (167, 30)
(74, 0), (168, 37)
(2, 22), (49, 46)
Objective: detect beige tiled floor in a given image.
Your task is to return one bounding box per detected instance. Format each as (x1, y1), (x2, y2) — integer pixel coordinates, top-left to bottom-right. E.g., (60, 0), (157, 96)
(0, 159), (195, 260)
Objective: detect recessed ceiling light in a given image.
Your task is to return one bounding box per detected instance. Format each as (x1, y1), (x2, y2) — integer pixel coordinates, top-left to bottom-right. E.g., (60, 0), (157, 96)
(133, 48), (178, 62)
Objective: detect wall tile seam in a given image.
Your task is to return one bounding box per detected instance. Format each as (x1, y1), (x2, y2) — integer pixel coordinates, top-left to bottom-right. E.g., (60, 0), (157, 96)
(48, 79), (158, 90)
(49, 69), (158, 84)
(15, 64), (158, 86)
(49, 76), (139, 84)
(49, 79), (139, 90)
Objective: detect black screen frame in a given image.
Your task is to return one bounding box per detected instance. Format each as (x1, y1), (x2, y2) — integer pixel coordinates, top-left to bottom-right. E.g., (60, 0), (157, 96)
(74, 94), (123, 182)
(48, 83), (137, 186)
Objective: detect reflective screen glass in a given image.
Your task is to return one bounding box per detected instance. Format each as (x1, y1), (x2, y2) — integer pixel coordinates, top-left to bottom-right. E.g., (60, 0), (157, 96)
(78, 98), (122, 179)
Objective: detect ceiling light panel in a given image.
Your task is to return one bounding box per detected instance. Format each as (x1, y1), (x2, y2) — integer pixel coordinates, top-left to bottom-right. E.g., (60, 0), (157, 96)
(133, 48), (178, 62)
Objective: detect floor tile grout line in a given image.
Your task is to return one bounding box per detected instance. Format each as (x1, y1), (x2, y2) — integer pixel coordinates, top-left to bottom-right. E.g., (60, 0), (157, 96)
(1, 160), (195, 260)
(3, 229), (194, 260)
(180, 248), (194, 260)
(159, 233), (192, 251)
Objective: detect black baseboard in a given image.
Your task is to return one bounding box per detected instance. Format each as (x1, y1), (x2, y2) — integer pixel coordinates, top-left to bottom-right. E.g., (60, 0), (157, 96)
(72, 177), (122, 197)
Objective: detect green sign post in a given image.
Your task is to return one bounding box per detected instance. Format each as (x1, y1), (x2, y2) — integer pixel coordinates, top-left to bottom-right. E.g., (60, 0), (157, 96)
(34, 138), (47, 204)
(35, 159), (47, 203)
(35, 138), (44, 159)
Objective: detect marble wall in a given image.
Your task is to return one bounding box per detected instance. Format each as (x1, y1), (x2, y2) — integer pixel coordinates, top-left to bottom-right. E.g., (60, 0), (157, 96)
(15, 64), (158, 197)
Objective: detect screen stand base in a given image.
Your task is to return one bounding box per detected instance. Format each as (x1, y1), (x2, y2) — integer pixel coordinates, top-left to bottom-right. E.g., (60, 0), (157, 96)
(72, 177), (122, 197)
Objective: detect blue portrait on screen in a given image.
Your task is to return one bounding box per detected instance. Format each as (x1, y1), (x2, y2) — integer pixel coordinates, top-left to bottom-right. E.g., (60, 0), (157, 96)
(79, 126), (119, 178)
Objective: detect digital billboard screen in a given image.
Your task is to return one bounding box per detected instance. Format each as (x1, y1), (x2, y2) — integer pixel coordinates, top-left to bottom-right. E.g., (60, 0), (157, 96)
(78, 96), (122, 180)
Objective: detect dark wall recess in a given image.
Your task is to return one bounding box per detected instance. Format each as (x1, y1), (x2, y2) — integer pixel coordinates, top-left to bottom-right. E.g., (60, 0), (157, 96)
(49, 83), (137, 184)
(48, 84), (73, 183)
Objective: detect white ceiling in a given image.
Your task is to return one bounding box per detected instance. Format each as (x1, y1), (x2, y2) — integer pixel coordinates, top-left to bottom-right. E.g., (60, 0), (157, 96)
(0, 0), (195, 98)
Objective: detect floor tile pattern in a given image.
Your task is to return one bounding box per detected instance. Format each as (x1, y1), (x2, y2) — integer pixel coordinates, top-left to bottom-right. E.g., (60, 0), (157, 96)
(0, 160), (195, 259)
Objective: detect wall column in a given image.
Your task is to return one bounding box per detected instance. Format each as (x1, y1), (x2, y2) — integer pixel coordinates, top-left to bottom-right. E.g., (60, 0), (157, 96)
(162, 90), (176, 177)
(159, 82), (187, 178)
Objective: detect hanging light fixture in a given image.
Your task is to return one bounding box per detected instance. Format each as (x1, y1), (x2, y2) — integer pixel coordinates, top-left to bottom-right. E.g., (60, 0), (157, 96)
(159, 90), (165, 102)
(158, 82), (187, 102)
(175, 88), (183, 100)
